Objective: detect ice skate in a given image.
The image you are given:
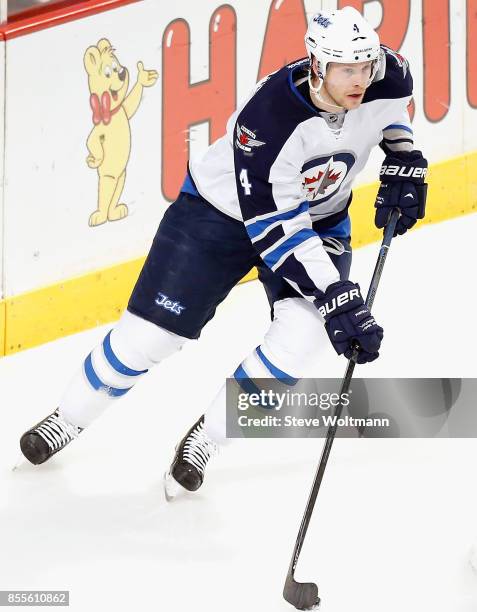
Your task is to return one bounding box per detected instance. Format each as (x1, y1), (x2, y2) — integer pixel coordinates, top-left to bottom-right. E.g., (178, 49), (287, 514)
(20, 409), (83, 465)
(164, 415), (218, 501)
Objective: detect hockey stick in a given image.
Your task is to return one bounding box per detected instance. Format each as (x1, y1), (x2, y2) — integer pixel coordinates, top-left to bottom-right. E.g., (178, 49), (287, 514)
(283, 208), (401, 611)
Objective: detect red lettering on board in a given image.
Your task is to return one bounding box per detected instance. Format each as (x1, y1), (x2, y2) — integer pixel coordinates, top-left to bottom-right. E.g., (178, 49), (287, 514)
(257, 0), (308, 80)
(423, 0), (450, 122)
(162, 6), (237, 201)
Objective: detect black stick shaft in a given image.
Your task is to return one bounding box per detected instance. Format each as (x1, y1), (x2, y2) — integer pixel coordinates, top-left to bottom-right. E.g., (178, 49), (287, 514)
(287, 209), (400, 576)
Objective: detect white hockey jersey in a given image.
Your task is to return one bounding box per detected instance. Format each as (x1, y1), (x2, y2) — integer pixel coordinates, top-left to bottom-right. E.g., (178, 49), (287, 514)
(186, 46), (414, 298)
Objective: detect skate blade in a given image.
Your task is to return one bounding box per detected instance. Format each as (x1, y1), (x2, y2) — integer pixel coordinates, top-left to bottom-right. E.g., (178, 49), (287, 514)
(163, 471), (188, 502)
(11, 454), (27, 471)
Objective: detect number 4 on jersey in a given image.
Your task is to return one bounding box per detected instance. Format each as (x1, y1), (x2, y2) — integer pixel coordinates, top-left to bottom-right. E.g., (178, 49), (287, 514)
(240, 169), (252, 195)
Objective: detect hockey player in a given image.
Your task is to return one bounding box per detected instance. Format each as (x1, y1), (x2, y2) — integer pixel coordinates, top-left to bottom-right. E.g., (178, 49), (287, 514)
(20, 7), (427, 497)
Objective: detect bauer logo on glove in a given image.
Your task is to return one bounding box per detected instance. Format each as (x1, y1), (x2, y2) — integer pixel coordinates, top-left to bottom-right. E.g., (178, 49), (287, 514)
(316, 287), (360, 317)
(375, 150), (428, 236)
(379, 164), (427, 180)
(314, 280), (384, 364)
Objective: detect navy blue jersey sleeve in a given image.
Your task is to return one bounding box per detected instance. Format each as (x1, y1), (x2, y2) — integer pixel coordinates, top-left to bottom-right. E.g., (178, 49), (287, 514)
(365, 45), (413, 103)
(233, 66), (341, 298)
(366, 46), (415, 157)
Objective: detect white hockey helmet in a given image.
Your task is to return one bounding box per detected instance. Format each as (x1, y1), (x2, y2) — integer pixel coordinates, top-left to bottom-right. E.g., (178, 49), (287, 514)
(305, 6), (385, 87)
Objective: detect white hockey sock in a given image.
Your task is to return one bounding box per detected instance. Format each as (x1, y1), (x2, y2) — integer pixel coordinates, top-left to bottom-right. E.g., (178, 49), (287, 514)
(203, 384), (228, 445)
(203, 345), (292, 445)
(204, 298), (321, 445)
(59, 311), (187, 429)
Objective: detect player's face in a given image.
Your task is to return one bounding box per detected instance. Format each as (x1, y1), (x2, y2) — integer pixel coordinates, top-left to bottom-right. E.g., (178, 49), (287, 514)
(322, 61), (373, 110)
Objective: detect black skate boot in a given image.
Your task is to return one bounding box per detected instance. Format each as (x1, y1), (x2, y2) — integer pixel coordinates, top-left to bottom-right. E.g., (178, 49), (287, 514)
(20, 409), (83, 465)
(164, 415), (218, 500)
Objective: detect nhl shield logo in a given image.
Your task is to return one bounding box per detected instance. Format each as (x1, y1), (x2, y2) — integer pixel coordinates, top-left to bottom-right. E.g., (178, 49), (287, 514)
(301, 153), (356, 204)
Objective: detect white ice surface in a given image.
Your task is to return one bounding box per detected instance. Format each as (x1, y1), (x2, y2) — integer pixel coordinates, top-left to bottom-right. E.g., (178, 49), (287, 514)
(1, 214), (477, 612)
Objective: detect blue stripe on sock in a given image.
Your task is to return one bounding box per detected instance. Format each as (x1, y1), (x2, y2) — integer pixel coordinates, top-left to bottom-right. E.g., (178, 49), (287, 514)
(102, 332), (148, 377)
(233, 365), (278, 410)
(233, 364), (262, 396)
(255, 346), (298, 385)
(84, 353), (131, 397)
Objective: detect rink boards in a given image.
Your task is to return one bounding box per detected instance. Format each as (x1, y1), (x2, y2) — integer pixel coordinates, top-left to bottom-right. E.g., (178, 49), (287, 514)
(0, 0), (476, 355)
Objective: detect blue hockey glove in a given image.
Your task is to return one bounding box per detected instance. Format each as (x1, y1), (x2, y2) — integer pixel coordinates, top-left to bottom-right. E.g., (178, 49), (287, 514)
(375, 150), (428, 236)
(314, 280), (383, 364)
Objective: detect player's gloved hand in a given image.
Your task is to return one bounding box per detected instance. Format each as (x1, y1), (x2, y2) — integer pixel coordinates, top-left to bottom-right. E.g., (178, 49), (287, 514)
(375, 150), (428, 236)
(314, 280), (383, 364)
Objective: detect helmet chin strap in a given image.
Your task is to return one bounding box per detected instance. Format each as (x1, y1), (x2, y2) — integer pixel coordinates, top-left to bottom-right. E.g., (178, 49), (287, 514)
(308, 73), (345, 111)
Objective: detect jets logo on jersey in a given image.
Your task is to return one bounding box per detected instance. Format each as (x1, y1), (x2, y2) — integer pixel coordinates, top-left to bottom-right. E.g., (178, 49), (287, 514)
(235, 124), (266, 153)
(382, 45), (409, 78)
(301, 153), (356, 204)
(303, 165), (342, 199)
